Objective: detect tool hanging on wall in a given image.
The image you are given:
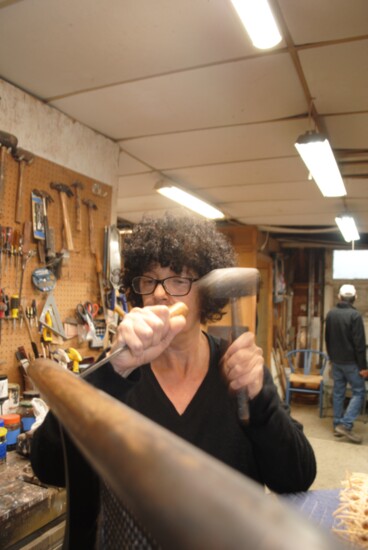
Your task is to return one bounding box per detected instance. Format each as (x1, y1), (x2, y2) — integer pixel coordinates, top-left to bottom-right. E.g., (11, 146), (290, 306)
(18, 221), (37, 345)
(75, 302), (103, 349)
(39, 293), (66, 340)
(10, 294), (19, 331)
(0, 130), (18, 218)
(83, 199), (98, 255)
(41, 311), (53, 357)
(32, 268), (62, 353)
(83, 198), (107, 323)
(23, 305), (39, 359)
(19, 221), (34, 304)
(4, 226), (12, 274)
(12, 229), (20, 287)
(32, 267), (57, 292)
(103, 225), (109, 283)
(92, 181), (107, 198)
(32, 189), (55, 264)
(71, 181), (84, 232)
(13, 148), (34, 224)
(50, 182), (74, 251)
(0, 289), (6, 343)
(109, 224), (121, 312)
(66, 347), (82, 373)
(31, 192), (45, 241)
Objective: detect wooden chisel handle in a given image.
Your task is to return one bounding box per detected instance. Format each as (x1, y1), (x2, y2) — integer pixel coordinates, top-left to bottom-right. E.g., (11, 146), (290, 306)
(80, 302), (188, 378)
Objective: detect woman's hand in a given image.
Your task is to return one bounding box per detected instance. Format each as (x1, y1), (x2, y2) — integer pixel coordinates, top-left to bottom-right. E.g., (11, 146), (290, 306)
(222, 332), (264, 400)
(108, 305), (186, 377)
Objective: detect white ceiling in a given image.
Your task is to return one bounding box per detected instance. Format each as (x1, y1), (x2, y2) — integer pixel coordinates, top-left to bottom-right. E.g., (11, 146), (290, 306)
(1, 0), (368, 244)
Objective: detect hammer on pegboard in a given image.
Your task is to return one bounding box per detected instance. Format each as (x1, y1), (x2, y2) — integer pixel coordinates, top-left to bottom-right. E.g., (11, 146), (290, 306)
(50, 182), (74, 251)
(0, 130), (18, 218)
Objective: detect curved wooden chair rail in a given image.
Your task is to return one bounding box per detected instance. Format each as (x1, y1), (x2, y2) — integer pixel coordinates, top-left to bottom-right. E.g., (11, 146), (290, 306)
(29, 358), (343, 550)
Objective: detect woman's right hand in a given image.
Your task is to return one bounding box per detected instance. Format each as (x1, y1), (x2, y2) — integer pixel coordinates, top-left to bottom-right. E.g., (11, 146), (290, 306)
(107, 305), (186, 377)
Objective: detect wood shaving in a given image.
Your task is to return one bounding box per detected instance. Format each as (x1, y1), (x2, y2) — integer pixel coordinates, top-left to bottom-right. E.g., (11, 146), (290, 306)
(333, 472), (368, 548)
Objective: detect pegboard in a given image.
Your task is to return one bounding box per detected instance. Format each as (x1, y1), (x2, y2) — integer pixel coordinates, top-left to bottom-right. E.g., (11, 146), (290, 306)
(0, 144), (112, 390)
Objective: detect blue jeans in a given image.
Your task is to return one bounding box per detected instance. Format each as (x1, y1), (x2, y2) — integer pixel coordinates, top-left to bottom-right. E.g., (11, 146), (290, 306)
(332, 362), (366, 430)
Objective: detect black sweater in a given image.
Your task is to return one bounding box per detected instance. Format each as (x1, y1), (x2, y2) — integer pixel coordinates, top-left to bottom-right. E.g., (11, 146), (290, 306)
(325, 301), (367, 370)
(31, 335), (316, 549)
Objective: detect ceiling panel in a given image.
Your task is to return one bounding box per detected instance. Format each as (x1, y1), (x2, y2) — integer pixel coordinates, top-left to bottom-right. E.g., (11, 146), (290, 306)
(344, 179), (368, 198)
(51, 53), (304, 139)
(120, 119), (308, 169)
(115, 204), (188, 224)
(117, 193), (172, 212)
(224, 198), (343, 218)
(299, 41), (368, 113)
(326, 113), (368, 148)
(239, 212), (340, 226)
(236, 202), (368, 231)
(207, 181), (321, 202)
(0, 0), (265, 98)
(163, 158), (308, 188)
(118, 173), (162, 197)
(279, 0), (368, 43)
(118, 152), (150, 176)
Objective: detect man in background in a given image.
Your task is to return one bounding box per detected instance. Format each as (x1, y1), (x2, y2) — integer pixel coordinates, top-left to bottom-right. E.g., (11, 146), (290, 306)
(325, 284), (367, 444)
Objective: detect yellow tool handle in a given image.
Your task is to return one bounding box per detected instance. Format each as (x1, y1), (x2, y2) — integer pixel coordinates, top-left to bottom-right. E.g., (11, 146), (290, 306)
(10, 294), (19, 319)
(114, 304), (126, 318)
(42, 311), (53, 342)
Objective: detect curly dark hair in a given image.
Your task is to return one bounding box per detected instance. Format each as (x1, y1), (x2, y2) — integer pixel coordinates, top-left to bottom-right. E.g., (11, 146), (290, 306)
(122, 213), (237, 323)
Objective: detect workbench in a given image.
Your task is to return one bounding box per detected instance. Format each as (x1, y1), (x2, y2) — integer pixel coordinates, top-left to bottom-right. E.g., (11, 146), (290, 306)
(0, 451), (66, 549)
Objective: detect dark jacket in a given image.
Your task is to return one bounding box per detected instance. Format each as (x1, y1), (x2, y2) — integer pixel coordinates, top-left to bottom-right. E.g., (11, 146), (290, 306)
(31, 335), (316, 549)
(325, 301), (367, 370)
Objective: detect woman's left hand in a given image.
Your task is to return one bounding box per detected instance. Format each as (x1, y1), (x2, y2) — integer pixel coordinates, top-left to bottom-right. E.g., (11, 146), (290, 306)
(222, 332), (264, 400)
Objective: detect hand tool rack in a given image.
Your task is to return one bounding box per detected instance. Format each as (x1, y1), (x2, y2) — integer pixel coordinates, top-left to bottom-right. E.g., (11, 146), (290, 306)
(0, 139), (112, 388)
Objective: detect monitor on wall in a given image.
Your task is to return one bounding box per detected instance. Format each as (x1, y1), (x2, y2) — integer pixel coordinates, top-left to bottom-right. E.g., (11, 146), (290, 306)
(332, 249), (368, 280)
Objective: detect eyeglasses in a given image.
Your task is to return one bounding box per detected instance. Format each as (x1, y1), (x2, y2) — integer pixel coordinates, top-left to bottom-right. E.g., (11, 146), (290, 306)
(132, 276), (199, 296)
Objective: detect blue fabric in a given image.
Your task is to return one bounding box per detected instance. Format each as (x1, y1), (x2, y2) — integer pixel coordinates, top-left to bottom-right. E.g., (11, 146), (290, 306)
(332, 362), (366, 430)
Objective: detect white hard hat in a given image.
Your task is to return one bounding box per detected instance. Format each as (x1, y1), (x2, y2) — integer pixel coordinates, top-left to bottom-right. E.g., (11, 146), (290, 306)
(339, 284), (357, 298)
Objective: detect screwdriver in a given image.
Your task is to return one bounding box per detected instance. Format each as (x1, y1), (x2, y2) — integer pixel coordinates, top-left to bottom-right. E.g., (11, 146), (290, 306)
(31, 299), (38, 326)
(5, 227), (13, 273)
(0, 289), (6, 343)
(10, 294), (19, 331)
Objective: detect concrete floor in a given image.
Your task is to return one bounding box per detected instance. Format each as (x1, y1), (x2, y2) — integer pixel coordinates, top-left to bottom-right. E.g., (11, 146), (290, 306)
(290, 399), (368, 490)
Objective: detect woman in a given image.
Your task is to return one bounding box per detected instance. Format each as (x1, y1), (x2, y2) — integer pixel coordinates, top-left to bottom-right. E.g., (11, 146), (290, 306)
(31, 213), (316, 548)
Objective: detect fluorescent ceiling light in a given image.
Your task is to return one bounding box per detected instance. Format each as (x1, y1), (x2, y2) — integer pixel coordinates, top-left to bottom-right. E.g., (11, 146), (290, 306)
(295, 131), (347, 197)
(230, 0), (282, 49)
(155, 182), (225, 220)
(335, 215), (360, 242)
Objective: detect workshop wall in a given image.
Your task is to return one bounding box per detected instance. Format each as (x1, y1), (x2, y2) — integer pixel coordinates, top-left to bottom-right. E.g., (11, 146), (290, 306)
(0, 79), (119, 187)
(0, 147), (112, 389)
